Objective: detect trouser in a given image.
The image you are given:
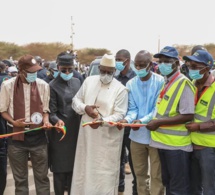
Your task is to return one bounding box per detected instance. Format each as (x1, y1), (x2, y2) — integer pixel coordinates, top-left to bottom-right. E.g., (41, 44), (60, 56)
(8, 144), (50, 195)
(191, 148), (215, 195)
(54, 171), (73, 195)
(131, 141), (164, 195)
(158, 149), (191, 195)
(0, 141), (7, 195)
(118, 133), (138, 195)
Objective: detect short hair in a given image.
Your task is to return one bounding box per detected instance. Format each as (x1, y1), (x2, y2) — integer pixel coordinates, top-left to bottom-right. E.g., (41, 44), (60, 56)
(137, 50), (152, 61)
(116, 49), (130, 59)
(0, 61), (6, 72)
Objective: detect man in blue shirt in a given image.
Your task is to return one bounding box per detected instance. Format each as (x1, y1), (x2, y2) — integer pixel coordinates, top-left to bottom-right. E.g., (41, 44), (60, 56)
(119, 50), (164, 195)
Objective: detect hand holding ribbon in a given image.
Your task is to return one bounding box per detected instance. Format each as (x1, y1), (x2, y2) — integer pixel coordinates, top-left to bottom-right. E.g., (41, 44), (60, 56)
(0, 125), (67, 141)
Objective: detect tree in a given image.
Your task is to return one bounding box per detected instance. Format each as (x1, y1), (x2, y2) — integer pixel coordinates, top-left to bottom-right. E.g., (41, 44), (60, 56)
(23, 42), (71, 60)
(76, 48), (111, 65)
(0, 42), (27, 60)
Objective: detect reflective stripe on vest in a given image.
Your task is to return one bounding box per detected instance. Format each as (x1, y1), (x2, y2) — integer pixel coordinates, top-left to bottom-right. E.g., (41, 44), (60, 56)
(191, 82), (215, 147)
(156, 128), (190, 136)
(195, 92), (215, 121)
(156, 78), (184, 118)
(151, 76), (194, 146)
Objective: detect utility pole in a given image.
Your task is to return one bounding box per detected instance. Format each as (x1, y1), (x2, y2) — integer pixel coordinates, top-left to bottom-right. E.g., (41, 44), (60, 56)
(158, 35), (160, 52)
(70, 16), (75, 51)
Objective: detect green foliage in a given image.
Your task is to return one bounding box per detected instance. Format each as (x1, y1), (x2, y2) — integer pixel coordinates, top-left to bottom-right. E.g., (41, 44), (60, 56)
(76, 48), (111, 65)
(0, 41), (215, 65)
(203, 43), (215, 59)
(23, 42), (71, 61)
(174, 43), (215, 60)
(0, 42), (27, 60)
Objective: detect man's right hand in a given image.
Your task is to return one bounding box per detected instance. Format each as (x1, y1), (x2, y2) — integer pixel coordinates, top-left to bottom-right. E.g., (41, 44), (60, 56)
(131, 120), (141, 131)
(55, 120), (65, 127)
(116, 119), (128, 130)
(12, 118), (33, 128)
(85, 105), (99, 119)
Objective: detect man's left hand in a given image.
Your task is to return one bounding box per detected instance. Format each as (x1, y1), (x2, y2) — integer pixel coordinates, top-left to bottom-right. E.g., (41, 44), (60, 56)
(89, 118), (103, 129)
(43, 121), (52, 130)
(185, 122), (200, 132)
(146, 120), (160, 131)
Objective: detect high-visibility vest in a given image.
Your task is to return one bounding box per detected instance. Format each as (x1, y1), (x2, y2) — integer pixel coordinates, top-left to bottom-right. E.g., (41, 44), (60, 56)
(151, 76), (195, 146)
(191, 82), (215, 147)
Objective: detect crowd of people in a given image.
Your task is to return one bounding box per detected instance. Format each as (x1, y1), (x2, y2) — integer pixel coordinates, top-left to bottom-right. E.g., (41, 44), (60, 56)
(0, 45), (215, 195)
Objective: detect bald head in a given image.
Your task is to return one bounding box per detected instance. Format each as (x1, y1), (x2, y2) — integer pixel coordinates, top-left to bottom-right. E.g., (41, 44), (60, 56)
(135, 50), (152, 62)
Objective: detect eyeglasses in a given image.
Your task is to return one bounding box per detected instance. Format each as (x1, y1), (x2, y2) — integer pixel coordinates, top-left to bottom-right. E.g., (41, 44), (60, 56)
(187, 65), (206, 71)
(157, 60), (176, 64)
(187, 61), (206, 70)
(99, 69), (114, 75)
(60, 68), (73, 73)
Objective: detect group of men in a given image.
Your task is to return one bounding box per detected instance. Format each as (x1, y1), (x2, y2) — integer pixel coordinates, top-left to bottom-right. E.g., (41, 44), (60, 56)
(0, 45), (215, 195)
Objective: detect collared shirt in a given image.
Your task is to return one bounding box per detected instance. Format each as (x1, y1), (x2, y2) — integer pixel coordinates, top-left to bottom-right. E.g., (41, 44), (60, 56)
(166, 70), (195, 115)
(194, 73), (215, 149)
(49, 75), (81, 124)
(150, 70), (195, 151)
(124, 72), (164, 144)
(195, 72), (214, 99)
(0, 77), (50, 122)
(115, 68), (136, 86)
(115, 68), (136, 134)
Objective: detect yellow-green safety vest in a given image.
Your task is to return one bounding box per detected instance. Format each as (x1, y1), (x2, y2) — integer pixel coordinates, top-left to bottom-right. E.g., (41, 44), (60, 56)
(191, 82), (215, 147)
(151, 76), (195, 146)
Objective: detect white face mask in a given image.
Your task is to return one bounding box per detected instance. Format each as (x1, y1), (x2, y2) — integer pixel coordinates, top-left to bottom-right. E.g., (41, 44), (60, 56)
(100, 74), (113, 84)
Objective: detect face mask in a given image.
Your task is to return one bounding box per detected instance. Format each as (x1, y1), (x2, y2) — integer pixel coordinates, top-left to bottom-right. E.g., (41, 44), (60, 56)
(60, 72), (73, 81)
(188, 68), (205, 80)
(158, 63), (174, 76)
(100, 74), (113, 84)
(135, 64), (149, 78)
(53, 71), (59, 78)
(115, 61), (125, 71)
(25, 72), (37, 83)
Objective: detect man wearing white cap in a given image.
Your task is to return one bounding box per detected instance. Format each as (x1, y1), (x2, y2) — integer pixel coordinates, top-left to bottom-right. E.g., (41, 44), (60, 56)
(71, 54), (128, 195)
(8, 66), (18, 77)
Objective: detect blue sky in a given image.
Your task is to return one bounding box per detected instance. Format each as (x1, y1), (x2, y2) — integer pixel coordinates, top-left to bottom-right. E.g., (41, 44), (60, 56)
(1, 0), (214, 59)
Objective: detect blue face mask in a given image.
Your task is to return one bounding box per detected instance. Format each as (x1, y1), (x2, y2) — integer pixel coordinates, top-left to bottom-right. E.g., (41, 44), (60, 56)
(25, 72), (37, 83)
(188, 68), (205, 80)
(158, 63), (174, 76)
(135, 64), (149, 78)
(115, 61), (125, 72)
(53, 71), (59, 78)
(60, 72), (73, 81)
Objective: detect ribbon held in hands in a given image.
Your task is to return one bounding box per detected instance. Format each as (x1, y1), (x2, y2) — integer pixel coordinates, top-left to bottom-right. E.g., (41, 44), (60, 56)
(108, 121), (182, 128)
(0, 126), (67, 141)
(82, 121), (146, 128)
(82, 121), (102, 127)
(82, 121), (183, 128)
(108, 121), (146, 128)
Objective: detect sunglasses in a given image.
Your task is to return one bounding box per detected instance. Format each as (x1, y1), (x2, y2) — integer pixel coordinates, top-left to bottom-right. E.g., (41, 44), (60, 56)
(60, 68), (73, 73)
